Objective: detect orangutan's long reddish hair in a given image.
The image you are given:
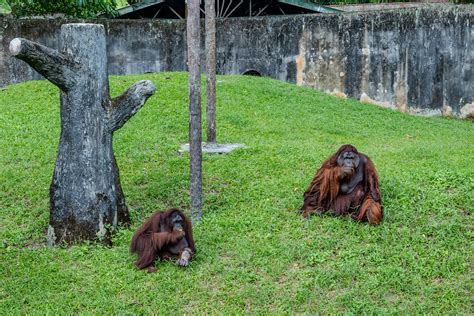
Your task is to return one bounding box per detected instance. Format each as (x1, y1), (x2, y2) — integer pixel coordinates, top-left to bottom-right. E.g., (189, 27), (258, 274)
(301, 145), (383, 224)
(130, 208), (195, 269)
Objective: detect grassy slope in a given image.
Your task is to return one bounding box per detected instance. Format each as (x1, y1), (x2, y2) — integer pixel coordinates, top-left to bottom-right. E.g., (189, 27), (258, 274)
(0, 73), (472, 314)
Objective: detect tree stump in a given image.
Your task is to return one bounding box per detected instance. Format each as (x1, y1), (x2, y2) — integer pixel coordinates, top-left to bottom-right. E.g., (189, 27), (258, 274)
(9, 23), (156, 245)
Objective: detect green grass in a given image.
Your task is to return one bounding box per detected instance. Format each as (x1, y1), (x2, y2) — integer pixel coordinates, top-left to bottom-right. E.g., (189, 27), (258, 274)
(0, 73), (472, 314)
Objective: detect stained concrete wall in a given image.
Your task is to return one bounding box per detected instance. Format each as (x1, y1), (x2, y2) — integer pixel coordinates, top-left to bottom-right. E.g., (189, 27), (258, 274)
(0, 19), (188, 85)
(0, 5), (472, 116)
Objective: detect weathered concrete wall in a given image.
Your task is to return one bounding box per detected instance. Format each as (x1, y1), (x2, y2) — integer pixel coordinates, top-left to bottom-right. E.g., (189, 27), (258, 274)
(329, 1), (451, 12)
(0, 5), (472, 116)
(0, 19), (188, 85)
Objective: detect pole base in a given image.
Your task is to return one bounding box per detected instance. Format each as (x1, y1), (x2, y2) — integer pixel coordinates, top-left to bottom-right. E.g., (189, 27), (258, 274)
(179, 142), (245, 154)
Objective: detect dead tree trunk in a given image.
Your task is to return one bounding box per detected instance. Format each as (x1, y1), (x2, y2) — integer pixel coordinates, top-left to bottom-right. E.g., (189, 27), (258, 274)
(187, 0), (203, 221)
(205, 0), (217, 144)
(9, 24), (156, 245)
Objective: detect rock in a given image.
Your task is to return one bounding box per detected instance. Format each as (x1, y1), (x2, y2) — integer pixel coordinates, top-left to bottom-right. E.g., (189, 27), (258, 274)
(397, 103), (408, 113)
(329, 89), (347, 99)
(442, 105), (453, 117)
(360, 93), (394, 109)
(459, 103), (474, 119)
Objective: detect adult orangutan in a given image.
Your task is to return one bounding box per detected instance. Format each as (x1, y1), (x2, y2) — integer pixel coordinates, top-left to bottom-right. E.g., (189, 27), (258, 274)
(130, 208), (195, 272)
(301, 144), (383, 224)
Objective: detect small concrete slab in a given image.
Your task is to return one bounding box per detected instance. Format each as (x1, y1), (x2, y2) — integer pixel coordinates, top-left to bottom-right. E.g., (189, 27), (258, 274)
(179, 142), (245, 154)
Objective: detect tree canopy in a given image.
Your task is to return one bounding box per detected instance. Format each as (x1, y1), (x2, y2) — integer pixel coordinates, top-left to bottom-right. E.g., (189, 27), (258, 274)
(0, 0), (11, 14)
(7, 0), (118, 18)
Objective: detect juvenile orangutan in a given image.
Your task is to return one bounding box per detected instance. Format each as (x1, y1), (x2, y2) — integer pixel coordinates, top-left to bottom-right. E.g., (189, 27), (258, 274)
(130, 208), (195, 272)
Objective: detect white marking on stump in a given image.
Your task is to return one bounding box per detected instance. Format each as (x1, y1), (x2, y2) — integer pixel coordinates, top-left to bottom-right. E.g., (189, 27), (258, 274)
(46, 225), (56, 247)
(9, 38), (22, 56)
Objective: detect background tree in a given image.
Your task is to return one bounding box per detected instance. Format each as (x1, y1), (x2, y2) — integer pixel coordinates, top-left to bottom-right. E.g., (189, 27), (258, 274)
(9, 23), (155, 245)
(7, 0), (117, 18)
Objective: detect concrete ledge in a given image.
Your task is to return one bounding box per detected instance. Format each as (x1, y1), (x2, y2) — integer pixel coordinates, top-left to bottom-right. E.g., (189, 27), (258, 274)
(179, 143), (246, 154)
(329, 1), (452, 12)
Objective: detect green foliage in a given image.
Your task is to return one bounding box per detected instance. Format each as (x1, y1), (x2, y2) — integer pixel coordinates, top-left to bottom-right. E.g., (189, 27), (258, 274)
(117, 0), (129, 7)
(7, 0), (117, 18)
(0, 73), (472, 313)
(0, 0), (10, 14)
